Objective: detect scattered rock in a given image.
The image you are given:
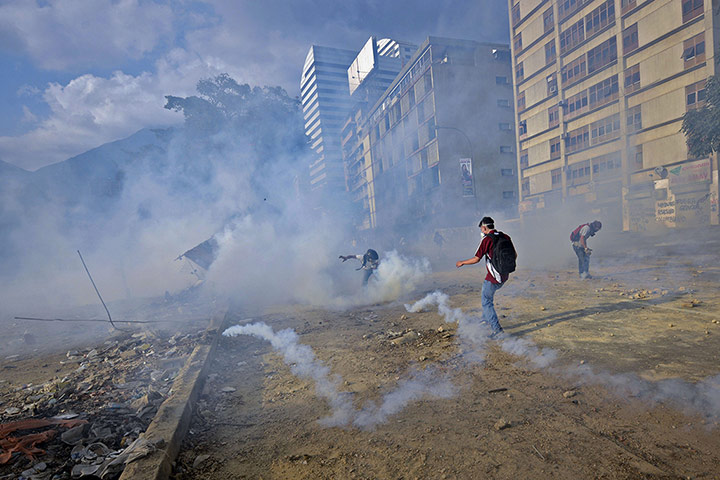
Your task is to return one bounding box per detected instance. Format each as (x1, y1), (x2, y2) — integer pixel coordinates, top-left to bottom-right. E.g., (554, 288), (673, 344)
(221, 387), (236, 393)
(563, 390), (577, 398)
(391, 331), (420, 345)
(193, 454), (211, 469)
(494, 419), (511, 430)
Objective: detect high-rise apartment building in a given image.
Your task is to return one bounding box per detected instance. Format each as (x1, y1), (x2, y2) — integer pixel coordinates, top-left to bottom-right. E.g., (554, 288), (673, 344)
(510, 0), (719, 231)
(301, 46), (357, 197)
(341, 37), (517, 237)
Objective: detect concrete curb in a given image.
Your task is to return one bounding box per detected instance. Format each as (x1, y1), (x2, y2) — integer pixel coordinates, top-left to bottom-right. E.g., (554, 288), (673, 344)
(118, 309), (227, 480)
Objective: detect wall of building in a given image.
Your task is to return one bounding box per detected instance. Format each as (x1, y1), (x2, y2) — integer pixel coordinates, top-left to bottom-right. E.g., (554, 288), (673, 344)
(510, 0), (719, 232)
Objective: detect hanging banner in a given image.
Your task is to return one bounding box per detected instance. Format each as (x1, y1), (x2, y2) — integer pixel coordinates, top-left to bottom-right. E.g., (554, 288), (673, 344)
(460, 158), (474, 197)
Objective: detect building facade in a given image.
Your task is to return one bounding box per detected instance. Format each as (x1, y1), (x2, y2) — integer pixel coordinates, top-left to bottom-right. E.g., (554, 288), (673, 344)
(510, 0), (719, 231)
(341, 37), (517, 238)
(301, 46), (357, 198)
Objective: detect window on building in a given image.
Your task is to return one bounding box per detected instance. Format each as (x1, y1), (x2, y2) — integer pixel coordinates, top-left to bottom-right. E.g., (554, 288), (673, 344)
(623, 24), (639, 54)
(585, 0), (615, 38)
(549, 104), (560, 128)
(621, 0), (637, 14)
(520, 149), (529, 168)
(428, 164), (440, 188)
(590, 113), (621, 145)
(566, 91), (589, 119)
(544, 7), (554, 32)
(550, 136), (561, 159)
(501, 168), (514, 176)
(560, 19), (585, 54)
(427, 117), (436, 141)
(496, 76), (509, 85)
(587, 36), (617, 74)
(499, 122), (512, 131)
(551, 168), (562, 187)
(686, 80), (708, 110)
(497, 98), (510, 107)
(514, 33), (523, 52)
(624, 64), (640, 93)
(562, 55), (587, 85)
(545, 40), (557, 64)
(565, 125), (590, 153)
(626, 105), (642, 132)
(682, 0), (704, 24)
(417, 101), (425, 121)
(592, 152), (622, 178)
(633, 145), (643, 170)
(518, 120), (527, 136)
(522, 178), (530, 195)
(517, 90), (526, 110)
(683, 33), (706, 69)
(559, 0), (592, 22)
(407, 88), (415, 107)
(512, 2), (521, 26)
(516, 62), (524, 82)
(502, 191), (515, 199)
(424, 72), (433, 92)
(500, 146), (513, 153)
(567, 160), (592, 184)
(588, 75), (619, 109)
(547, 74), (558, 96)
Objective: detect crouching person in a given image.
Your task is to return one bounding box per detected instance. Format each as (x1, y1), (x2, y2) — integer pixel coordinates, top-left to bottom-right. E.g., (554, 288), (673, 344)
(340, 249), (380, 286)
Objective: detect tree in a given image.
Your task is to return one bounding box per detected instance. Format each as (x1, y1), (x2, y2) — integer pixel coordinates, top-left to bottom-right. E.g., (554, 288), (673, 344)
(164, 74), (307, 159)
(681, 76), (720, 158)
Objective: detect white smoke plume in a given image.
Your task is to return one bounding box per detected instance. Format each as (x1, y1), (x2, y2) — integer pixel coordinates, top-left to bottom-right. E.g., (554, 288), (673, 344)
(405, 290), (720, 422)
(363, 250), (431, 305)
(222, 321), (455, 429)
(352, 367), (456, 429)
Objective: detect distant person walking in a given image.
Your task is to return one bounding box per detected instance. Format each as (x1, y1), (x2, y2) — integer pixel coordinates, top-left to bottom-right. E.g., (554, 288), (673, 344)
(456, 217), (517, 337)
(570, 220), (602, 279)
(340, 249), (379, 286)
(434, 231), (445, 250)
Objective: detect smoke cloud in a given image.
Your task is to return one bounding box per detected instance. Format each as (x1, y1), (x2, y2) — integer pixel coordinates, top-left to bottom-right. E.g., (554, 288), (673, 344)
(222, 321), (455, 429)
(405, 290), (720, 423)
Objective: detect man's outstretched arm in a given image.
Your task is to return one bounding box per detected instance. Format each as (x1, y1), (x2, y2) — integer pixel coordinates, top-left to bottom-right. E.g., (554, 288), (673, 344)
(456, 256), (481, 268)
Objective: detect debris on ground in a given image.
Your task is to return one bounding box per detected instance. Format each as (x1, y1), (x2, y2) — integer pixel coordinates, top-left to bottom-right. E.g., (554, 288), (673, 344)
(0, 326), (209, 478)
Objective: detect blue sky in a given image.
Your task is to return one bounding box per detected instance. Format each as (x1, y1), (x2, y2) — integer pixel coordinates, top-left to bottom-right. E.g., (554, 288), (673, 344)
(0, 0), (508, 171)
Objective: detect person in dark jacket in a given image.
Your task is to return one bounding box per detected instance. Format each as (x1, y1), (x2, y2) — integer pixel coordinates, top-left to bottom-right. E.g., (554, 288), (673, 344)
(340, 249), (379, 286)
(570, 220), (602, 279)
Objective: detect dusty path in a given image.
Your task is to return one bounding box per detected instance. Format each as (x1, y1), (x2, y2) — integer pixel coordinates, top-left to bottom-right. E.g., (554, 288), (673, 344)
(172, 253), (720, 479)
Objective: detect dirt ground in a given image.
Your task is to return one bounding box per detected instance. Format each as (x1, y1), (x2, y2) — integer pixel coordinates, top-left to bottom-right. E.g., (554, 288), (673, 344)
(172, 246), (720, 479)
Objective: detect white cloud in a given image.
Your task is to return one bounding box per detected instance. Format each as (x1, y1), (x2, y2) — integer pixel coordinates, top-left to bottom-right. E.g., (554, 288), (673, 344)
(0, 0), (174, 70)
(20, 105), (37, 124)
(0, 52), (225, 170)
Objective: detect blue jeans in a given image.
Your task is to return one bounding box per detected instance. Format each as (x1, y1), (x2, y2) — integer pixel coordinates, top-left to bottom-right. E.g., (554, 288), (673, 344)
(573, 245), (590, 275)
(362, 268), (374, 286)
(481, 279), (504, 333)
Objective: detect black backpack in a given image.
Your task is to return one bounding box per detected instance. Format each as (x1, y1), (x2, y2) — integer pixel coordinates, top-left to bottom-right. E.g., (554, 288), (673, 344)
(490, 232), (517, 275)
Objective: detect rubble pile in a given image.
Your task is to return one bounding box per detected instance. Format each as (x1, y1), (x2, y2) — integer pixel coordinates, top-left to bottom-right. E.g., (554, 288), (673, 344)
(0, 327), (208, 479)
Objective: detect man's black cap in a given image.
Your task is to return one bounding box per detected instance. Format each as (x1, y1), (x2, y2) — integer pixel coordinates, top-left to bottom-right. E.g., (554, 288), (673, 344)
(479, 216), (495, 228)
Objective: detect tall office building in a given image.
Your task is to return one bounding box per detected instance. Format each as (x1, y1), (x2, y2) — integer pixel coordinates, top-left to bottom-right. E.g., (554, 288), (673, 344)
(341, 37), (517, 237)
(510, 0), (719, 231)
(301, 46), (357, 198)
